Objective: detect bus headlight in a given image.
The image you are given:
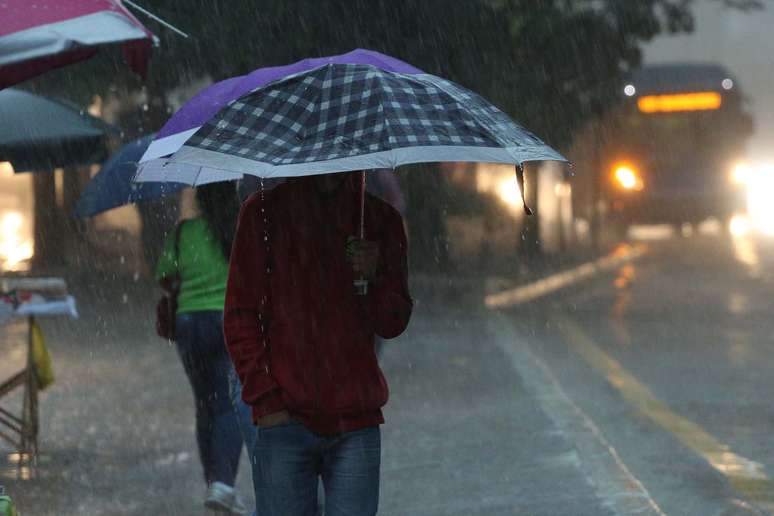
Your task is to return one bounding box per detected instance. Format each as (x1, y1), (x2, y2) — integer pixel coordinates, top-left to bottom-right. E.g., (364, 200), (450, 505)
(613, 163), (644, 191)
(730, 162), (752, 186)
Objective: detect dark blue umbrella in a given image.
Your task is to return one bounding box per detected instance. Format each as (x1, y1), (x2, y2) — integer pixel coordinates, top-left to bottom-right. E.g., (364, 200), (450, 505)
(75, 134), (187, 217)
(1, 88), (118, 171)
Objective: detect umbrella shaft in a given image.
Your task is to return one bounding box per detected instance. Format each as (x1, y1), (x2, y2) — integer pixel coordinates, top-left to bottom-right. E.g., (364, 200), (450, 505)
(359, 170), (366, 239)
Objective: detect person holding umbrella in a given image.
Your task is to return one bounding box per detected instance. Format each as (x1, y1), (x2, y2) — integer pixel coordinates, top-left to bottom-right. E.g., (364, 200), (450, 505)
(134, 49), (565, 514)
(225, 171), (412, 515)
(156, 182), (252, 515)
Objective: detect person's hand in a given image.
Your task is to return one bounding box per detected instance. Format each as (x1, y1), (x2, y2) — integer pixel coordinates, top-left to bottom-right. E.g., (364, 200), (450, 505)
(346, 237), (379, 280)
(256, 410), (291, 428)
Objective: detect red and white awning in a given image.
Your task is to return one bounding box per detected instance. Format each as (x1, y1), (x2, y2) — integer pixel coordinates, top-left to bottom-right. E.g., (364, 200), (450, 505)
(0, 0), (155, 88)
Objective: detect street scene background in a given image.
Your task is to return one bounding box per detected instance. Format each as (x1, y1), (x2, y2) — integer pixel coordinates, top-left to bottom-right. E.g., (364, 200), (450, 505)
(3, 0), (774, 514)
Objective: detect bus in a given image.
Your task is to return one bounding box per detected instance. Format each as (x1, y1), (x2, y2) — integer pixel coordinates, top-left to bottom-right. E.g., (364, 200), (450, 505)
(569, 63), (753, 238)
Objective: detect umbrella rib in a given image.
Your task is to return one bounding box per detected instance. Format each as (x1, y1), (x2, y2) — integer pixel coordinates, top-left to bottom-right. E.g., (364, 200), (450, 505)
(418, 75), (506, 148)
(369, 72), (399, 168)
(192, 165), (204, 185)
(123, 0), (190, 39)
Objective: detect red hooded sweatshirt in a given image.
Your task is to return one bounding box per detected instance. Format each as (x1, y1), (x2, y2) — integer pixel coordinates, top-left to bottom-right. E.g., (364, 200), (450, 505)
(224, 177), (412, 435)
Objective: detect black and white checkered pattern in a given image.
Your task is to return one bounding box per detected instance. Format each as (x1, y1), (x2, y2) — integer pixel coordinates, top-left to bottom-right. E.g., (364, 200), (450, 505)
(186, 64), (548, 166)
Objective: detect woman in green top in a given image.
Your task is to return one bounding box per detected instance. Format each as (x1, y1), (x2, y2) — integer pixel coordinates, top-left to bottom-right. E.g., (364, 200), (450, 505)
(156, 183), (251, 515)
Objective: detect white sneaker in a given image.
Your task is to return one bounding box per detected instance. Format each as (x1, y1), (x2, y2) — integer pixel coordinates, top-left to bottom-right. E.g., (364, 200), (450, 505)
(204, 481), (248, 515)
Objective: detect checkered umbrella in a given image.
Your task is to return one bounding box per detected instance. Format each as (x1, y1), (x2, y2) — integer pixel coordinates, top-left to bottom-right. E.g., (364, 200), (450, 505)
(136, 51), (566, 296)
(136, 49), (564, 180)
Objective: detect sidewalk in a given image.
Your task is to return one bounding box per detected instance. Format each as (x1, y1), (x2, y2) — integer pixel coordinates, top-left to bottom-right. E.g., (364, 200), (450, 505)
(1, 275), (613, 515)
(0, 276), (255, 515)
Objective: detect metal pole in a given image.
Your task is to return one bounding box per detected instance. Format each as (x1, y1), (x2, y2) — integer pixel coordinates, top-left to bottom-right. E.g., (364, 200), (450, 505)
(21, 316), (39, 473)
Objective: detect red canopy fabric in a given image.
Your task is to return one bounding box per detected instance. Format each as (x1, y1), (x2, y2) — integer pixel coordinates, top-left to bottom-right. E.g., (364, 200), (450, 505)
(0, 0), (155, 88)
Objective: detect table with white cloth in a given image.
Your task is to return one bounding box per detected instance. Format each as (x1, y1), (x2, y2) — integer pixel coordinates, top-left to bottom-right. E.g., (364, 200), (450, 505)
(0, 278), (77, 472)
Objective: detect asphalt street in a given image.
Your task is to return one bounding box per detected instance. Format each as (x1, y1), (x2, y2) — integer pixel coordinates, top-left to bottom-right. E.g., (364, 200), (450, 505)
(1, 274), (615, 515)
(4, 227), (774, 515)
(503, 228), (774, 515)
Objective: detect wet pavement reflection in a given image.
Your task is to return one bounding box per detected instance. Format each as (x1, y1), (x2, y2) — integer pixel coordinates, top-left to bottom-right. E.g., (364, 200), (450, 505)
(514, 226), (774, 514)
(5, 226), (774, 514)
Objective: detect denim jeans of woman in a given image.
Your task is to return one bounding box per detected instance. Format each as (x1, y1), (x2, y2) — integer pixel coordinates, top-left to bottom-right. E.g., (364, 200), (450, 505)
(175, 311), (251, 486)
(252, 421), (381, 516)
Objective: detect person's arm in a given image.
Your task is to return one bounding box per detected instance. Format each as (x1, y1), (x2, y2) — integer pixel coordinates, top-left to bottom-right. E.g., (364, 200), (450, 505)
(361, 209), (413, 339)
(223, 196), (285, 416)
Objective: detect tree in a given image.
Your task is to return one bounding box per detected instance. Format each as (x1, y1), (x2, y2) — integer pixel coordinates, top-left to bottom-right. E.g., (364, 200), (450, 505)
(31, 0), (706, 142)
(22, 0), (761, 270)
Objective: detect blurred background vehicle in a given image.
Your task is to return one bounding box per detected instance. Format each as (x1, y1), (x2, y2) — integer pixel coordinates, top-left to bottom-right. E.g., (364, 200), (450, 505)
(568, 63), (753, 240)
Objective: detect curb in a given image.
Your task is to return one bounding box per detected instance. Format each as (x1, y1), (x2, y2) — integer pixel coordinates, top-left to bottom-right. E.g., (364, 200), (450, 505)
(484, 244), (647, 308)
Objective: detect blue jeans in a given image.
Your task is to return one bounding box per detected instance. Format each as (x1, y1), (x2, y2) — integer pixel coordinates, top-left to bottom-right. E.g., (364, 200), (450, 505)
(252, 421), (381, 516)
(175, 311), (252, 486)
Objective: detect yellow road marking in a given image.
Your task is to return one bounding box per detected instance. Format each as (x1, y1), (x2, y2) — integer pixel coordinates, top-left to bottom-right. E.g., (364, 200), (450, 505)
(554, 314), (774, 512)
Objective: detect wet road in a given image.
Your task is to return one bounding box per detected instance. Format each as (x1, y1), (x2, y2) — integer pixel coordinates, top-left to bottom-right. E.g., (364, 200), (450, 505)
(508, 228), (774, 515)
(5, 228), (774, 515)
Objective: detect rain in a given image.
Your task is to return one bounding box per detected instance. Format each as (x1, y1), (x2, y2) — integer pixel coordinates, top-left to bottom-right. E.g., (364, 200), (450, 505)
(2, 1), (774, 514)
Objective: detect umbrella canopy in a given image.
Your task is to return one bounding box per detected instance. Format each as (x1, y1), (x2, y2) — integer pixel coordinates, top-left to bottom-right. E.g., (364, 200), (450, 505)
(139, 49), (421, 164)
(75, 133), (403, 218)
(136, 49), (564, 186)
(0, 88), (117, 170)
(0, 0), (154, 89)
(74, 134), (188, 217)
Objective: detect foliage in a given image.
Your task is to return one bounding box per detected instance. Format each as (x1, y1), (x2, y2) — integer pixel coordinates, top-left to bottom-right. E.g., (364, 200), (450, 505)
(22, 0), (761, 269)
(30, 0), (710, 146)
(133, 0), (702, 147)
(29, 0), (768, 144)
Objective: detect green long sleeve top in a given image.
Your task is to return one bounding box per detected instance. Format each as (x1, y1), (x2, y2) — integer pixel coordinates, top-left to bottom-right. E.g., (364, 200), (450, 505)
(155, 218), (229, 314)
